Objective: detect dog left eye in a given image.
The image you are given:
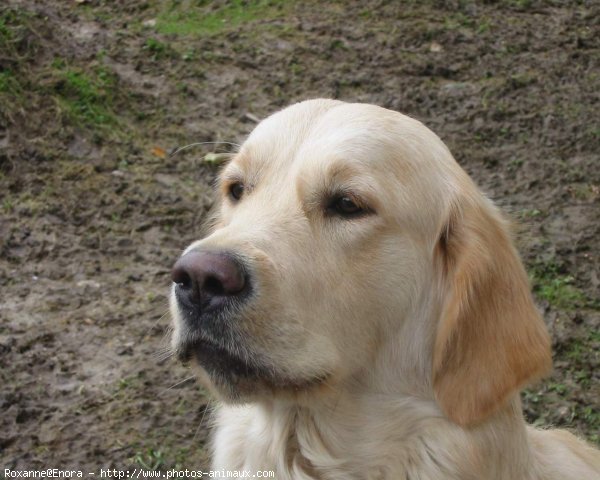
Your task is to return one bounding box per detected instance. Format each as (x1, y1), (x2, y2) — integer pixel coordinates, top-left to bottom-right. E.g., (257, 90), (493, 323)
(229, 182), (244, 201)
(329, 196), (366, 217)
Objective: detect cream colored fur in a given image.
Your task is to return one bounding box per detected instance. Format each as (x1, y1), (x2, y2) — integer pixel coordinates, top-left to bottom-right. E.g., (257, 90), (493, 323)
(171, 99), (600, 479)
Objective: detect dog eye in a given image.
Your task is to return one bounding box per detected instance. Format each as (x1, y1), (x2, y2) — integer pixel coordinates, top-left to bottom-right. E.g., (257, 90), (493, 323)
(229, 182), (244, 201)
(329, 196), (365, 217)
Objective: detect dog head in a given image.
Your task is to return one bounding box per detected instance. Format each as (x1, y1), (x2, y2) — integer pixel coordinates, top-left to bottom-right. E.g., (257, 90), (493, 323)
(170, 99), (551, 425)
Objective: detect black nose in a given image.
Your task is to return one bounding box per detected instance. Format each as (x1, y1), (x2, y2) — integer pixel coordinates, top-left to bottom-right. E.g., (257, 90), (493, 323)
(172, 251), (247, 308)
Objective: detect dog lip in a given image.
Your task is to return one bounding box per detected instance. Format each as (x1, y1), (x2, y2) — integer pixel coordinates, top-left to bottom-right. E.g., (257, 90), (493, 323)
(178, 337), (330, 391)
(178, 337), (259, 378)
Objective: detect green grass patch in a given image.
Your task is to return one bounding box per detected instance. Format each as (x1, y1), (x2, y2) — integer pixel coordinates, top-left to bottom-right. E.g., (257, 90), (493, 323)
(155, 0), (287, 37)
(529, 260), (585, 310)
(563, 331), (600, 364)
(131, 443), (199, 471)
(443, 13), (492, 36)
(0, 69), (21, 95)
(0, 7), (33, 118)
(547, 382), (568, 396)
(0, 7), (27, 45)
(502, 0), (534, 9)
(565, 340), (585, 363)
(536, 275), (584, 310)
(2, 198), (14, 213)
(52, 62), (119, 129)
(133, 448), (166, 471)
(143, 38), (174, 60)
(578, 406), (600, 444)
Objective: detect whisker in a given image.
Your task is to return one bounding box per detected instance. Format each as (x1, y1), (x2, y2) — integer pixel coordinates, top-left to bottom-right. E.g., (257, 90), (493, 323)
(155, 351), (175, 365)
(159, 326), (174, 349)
(141, 309), (171, 340)
(160, 375), (196, 395)
(153, 346), (172, 358)
(169, 141), (240, 158)
(194, 398), (214, 443)
(153, 343), (175, 364)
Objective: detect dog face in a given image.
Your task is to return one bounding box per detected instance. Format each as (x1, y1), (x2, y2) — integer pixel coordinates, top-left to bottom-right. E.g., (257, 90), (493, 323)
(170, 99), (551, 425)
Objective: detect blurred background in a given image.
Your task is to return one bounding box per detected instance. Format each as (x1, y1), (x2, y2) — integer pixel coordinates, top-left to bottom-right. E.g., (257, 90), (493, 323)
(0, 0), (598, 472)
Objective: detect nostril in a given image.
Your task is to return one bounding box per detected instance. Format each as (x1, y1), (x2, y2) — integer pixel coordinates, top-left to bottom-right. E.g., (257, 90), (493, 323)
(175, 272), (192, 290)
(203, 275), (225, 296)
(172, 266), (192, 289)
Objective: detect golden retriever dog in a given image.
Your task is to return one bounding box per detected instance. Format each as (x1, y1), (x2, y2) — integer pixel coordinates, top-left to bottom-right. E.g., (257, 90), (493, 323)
(170, 99), (600, 479)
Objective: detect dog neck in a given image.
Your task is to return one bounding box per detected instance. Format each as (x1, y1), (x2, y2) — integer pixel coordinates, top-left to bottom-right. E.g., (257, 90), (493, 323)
(211, 362), (534, 479)
(211, 292), (535, 478)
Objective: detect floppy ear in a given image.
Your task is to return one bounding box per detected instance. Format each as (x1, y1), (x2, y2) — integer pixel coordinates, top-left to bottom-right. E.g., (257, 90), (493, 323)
(432, 195), (552, 427)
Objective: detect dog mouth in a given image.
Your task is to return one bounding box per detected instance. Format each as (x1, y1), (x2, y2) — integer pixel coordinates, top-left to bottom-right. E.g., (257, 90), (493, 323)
(172, 293), (330, 394)
(177, 336), (330, 396)
(178, 337), (262, 380)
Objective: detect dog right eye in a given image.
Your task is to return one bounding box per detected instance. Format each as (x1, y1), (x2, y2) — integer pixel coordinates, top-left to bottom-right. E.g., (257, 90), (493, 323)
(229, 182), (244, 201)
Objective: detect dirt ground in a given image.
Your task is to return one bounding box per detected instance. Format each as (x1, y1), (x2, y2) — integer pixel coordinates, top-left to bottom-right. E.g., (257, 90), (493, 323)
(1, 0), (598, 473)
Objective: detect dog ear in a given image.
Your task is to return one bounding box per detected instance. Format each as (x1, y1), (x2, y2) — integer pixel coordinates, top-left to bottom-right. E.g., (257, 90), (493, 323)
(432, 195), (552, 427)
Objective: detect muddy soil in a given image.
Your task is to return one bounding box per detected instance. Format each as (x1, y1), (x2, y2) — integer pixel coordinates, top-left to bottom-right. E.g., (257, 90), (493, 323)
(1, 0), (598, 473)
